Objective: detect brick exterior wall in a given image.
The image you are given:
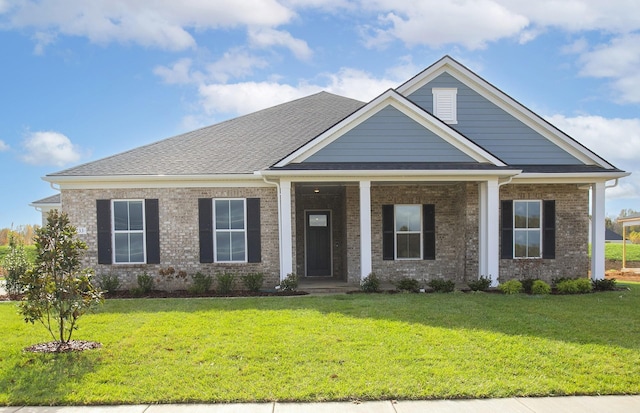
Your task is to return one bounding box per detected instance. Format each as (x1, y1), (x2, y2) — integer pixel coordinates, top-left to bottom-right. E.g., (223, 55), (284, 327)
(60, 181), (590, 290)
(61, 186), (281, 290)
(499, 184), (590, 282)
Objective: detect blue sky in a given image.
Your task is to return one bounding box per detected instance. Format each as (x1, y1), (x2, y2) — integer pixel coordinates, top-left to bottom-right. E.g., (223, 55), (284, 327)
(1, 0), (639, 229)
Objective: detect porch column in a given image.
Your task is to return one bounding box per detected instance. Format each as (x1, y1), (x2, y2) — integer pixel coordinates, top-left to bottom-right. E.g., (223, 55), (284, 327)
(279, 179), (294, 280)
(360, 180), (372, 280)
(480, 179), (500, 286)
(591, 182), (605, 280)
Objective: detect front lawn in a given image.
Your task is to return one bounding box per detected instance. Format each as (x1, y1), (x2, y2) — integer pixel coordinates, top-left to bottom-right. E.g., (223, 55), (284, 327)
(1, 287), (640, 405)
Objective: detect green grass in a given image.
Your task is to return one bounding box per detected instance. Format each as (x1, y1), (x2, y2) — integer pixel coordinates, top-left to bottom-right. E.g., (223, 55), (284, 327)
(1, 287), (640, 405)
(604, 243), (640, 261)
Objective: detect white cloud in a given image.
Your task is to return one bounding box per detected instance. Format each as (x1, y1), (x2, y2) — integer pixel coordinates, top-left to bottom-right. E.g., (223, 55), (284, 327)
(21, 131), (84, 167)
(5, 0), (294, 51)
(154, 58), (199, 85)
(206, 49), (269, 83)
(248, 28), (313, 60)
(0, 140), (9, 151)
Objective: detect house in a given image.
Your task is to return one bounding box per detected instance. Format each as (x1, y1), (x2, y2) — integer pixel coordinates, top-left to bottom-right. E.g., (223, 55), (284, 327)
(40, 56), (629, 289)
(29, 194), (61, 226)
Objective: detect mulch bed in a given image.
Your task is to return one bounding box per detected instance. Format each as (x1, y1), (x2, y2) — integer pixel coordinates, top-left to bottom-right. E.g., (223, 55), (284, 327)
(24, 340), (102, 353)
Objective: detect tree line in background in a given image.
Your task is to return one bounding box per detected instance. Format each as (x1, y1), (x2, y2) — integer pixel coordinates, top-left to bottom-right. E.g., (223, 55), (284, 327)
(605, 209), (640, 244)
(0, 225), (39, 246)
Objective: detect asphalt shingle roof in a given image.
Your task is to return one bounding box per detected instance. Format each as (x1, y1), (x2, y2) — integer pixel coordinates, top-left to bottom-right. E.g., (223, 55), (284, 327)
(48, 92), (365, 177)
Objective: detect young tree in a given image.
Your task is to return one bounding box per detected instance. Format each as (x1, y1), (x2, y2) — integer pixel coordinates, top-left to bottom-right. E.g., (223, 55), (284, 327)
(18, 210), (103, 346)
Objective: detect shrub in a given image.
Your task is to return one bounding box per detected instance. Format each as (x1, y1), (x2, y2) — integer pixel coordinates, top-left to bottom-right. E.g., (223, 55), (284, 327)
(467, 275), (491, 291)
(498, 279), (523, 295)
(428, 278), (456, 293)
(556, 278), (592, 294)
(531, 280), (551, 295)
(551, 276), (573, 288)
(189, 272), (212, 294)
(2, 234), (30, 297)
(360, 273), (381, 293)
(97, 273), (121, 292)
(521, 278), (538, 294)
(395, 277), (420, 292)
(18, 210), (103, 345)
(279, 273), (298, 291)
(241, 272), (264, 292)
(592, 278), (617, 291)
(216, 272), (236, 294)
(134, 273), (154, 295)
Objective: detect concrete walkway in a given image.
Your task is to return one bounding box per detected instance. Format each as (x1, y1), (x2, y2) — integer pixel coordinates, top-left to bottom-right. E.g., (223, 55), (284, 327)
(2, 396), (640, 413)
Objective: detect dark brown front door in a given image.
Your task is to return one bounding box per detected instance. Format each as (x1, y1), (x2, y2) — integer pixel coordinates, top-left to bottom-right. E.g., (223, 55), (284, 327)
(306, 211), (331, 276)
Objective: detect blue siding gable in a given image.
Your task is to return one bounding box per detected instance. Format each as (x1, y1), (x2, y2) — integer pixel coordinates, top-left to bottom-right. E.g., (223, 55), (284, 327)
(303, 105), (476, 163)
(407, 72), (583, 165)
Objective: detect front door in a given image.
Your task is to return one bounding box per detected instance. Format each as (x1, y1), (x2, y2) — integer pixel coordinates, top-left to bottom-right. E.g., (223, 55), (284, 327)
(306, 211), (332, 276)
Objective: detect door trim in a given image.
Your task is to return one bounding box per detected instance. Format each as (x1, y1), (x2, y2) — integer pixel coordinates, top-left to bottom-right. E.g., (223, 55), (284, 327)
(304, 209), (333, 277)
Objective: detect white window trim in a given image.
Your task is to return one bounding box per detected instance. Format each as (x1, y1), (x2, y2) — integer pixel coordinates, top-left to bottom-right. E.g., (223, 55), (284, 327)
(213, 198), (248, 263)
(432, 87), (458, 124)
(394, 204), (423, 260)
(513, 199), (542, 259)
(111, 199), (147, 265)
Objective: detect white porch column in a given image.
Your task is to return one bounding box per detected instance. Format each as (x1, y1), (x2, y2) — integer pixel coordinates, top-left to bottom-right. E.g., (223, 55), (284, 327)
(279, 179), (293, 280)
(591, 182), (606, 280)
(479, 179), (500, 286)
(359, 180), (372, 280)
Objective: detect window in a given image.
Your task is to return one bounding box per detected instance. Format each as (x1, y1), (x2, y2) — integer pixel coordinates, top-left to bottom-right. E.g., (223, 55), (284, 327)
(432, 88), (457, 124)
(112, 200), (146, 263)
(395, 205), (422, 259)
(513, 200), (541, 258)
(214, 199), (247, 262)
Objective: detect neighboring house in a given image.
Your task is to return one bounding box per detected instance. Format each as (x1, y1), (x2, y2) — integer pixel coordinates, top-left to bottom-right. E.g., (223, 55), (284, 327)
(40, 56), (629, 289)
(29, 194), (61, 226)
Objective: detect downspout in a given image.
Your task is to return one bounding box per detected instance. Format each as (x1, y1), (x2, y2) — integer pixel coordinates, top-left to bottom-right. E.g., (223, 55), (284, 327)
(605, 178), (619, 189)
(261, 174), (284, 284)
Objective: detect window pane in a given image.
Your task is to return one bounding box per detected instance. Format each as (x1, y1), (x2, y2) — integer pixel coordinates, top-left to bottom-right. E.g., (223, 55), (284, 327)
(216, 232), (231, 261)
(396, 205), (421, 232)
(397, 233), (421, 259)
(527, 201), (540, 229)
(114, 233), (129, 262)
(129, 233), (145, 262)
(113, 201), (129, 231)
(230, 200), (245, 230)
(514, 202), (527, 228)
(215, 200), (230, 230)
(231, 232), (246, 261)
(514, 230), (527, 258)
(129, 201), (144, 231)
(528, 231), (541, 257)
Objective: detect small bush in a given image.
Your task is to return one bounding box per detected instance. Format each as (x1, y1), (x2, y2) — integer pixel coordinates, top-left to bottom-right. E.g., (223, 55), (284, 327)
(551, 277), (573, 288)
(394, 277), (420, 292)
(556, 278), (592, 294)
(97, 273), (121, 292)
(531, 280), (551, 295)
(241, 272), (264, 292)
(521, 278), (538, 294)
(360, 273), (381, 293)
(428, 279), (456, 293)
(592, 278), (617, 291)
(498, 279), (523, 295)
(280, 273), (298, 291)
(216, 272), (236, 294)
(133, 273), (154, 295)
(1, 235), (30, 297)
(189, 272), (212, 294)
(467, 275), (491, 291)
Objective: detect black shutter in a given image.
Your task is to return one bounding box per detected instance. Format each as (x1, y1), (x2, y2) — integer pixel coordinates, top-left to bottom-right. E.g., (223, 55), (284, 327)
(423, 204), (435, 260)
(501, 200), (513, 259)
(382, 205), (395, 260)
(198, 198), (214, 263)
(145, 199), (160, 264)
(246, 198), (261, 263)
(542, 200), (556, 259)
(96, 199), (112, 264)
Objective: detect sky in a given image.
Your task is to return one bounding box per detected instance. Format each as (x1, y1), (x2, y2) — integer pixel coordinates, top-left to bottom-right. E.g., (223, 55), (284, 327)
(1, 0), (639, 229)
